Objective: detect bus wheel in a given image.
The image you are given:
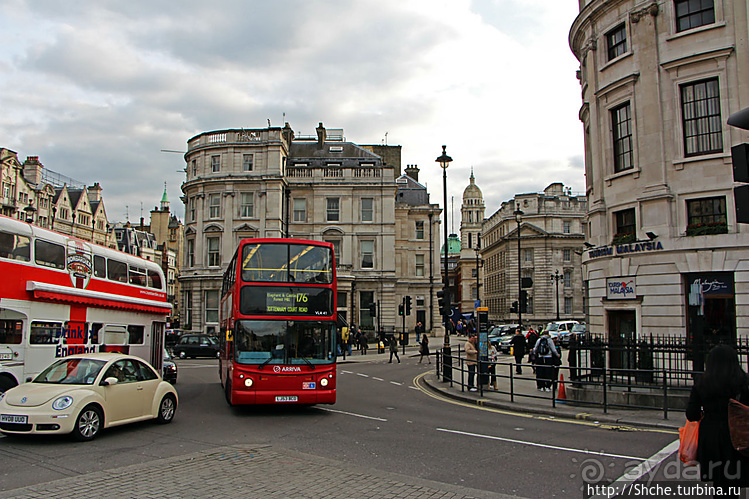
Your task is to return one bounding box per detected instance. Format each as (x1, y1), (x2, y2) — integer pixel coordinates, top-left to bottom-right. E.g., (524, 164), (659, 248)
(72, 405), (102, 441)
(225, 379), (233, 406)
(156, 394), (177, 424)
(0, 376), (17, 394)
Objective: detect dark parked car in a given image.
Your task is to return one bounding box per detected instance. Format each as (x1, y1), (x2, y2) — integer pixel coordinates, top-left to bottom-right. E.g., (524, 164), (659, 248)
(173, 334), (220, 359)
(162, 349), (178, 384)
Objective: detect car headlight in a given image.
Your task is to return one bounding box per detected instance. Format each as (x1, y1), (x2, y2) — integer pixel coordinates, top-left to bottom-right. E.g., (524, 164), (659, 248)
(52, 395), (74, 411)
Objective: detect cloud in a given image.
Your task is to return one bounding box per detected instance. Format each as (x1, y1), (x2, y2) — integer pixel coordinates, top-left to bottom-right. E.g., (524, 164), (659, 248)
(0, 0), (584, 224)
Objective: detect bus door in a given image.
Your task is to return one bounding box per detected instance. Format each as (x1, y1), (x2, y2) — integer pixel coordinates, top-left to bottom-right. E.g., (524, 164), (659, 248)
(26, 319), (65, 380)
(151, 322), (165, 371)
(0, 309), (26, 385)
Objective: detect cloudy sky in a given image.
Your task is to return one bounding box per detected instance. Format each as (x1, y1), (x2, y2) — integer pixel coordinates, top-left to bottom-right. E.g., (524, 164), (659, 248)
(0, 0), (583, 227)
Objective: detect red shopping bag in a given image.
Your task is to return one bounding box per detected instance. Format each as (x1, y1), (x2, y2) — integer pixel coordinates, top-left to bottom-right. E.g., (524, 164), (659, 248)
(679, 420), (700, 465)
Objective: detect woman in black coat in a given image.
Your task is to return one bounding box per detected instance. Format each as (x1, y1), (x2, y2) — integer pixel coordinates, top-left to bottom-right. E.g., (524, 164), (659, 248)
(686, 344), (749, 496)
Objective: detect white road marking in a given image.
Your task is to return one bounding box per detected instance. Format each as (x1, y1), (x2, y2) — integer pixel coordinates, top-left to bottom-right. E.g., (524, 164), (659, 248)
(390, 381), (402, 386)
(437, 428), (646, 461)
(588, 439), (680, 499)
(356, 373), (369, 378)
(319, 408), (387, 421)
(373, 377), (385, 381)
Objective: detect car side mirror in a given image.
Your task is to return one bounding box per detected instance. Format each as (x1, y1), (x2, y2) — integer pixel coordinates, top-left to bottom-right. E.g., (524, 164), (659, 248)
(102, 377), (119, 386)
(25, 376), (32, 382)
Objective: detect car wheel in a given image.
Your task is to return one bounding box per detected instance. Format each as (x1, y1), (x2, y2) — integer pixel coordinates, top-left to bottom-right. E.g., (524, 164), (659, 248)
(178, 351), (186, 359)
(0, 376), (17, 394)
(156, 394), (177, 424)
(72, 405), (102, 442)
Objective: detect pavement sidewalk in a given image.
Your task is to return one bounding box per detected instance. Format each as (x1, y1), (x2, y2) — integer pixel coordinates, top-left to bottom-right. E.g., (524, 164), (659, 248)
(340, 341), (684, 432)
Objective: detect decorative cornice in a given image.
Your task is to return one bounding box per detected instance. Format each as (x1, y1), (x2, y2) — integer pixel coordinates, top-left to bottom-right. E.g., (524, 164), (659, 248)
(630, 2), (658, 23)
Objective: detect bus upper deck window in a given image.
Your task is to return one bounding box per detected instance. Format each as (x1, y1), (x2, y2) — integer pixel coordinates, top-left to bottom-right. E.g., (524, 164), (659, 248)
(129, 266), (147, 287)
(34, 240), (64, 269)
(148, 270), (162, 289)
(0, 232), (30, 262)
(107, 259), (128, 283)
(93, 255), (106, 278)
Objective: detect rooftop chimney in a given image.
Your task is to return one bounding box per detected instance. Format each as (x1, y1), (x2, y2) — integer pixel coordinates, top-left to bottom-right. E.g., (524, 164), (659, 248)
(316, 122), (326, 149)
(405, 164), (419, 182)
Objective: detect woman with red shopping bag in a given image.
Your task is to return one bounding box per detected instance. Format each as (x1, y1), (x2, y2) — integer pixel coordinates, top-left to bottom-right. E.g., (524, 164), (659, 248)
(686, 344), (749, 497)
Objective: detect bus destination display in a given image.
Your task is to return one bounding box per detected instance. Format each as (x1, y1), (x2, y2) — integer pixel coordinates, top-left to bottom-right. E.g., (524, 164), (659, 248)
(240, 286), (333, 316)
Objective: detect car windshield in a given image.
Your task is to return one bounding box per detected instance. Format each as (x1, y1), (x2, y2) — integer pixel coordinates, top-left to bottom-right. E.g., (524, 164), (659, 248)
(546, 324), (560, 332)
(234, 319), (335, 365)
(34, 358), (107, 385)
(571, 324), (586, 332)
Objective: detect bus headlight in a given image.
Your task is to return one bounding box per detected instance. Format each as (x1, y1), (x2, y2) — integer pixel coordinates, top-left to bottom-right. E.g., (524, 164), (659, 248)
(244, 378), (253, 387)
(52, 395), (74, 410)
(320, 378), (329, 387)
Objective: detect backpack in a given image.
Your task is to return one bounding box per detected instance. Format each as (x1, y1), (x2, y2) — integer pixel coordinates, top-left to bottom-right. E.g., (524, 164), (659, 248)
(537, 337), (550, 356)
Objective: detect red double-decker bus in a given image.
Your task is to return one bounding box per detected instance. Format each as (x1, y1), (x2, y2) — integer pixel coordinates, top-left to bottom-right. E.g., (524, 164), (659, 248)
(219, 238), (337, 406)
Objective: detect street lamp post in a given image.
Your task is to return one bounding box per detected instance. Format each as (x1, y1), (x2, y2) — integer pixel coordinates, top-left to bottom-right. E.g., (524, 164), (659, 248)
(514, 204), (523, 327)
(550, 269), (562, 320)
(436, 146), (452, 382)
(475, 236), (481, 306)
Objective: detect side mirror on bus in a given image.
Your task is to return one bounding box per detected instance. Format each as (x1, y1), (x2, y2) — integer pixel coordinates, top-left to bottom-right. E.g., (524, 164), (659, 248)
(102, 377), (119, 386)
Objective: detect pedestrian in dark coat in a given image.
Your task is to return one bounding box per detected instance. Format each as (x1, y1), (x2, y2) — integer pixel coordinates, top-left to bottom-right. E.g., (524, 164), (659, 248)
(419, 333), (431, 364)
(388, 336), (400, 363)
(686, 344), (749, 496)
(526, 330), (539, 364)
(510, 328), (526, 374)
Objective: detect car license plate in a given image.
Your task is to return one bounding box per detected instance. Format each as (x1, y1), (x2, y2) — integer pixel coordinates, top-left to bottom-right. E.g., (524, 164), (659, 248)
(0, 353), (11, 360)
(1, 414), (28, 424)
(275, 396), (298, 402)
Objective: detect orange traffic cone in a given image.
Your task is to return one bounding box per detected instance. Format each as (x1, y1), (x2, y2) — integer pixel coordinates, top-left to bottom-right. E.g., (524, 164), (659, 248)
(557, 374), (567, 401)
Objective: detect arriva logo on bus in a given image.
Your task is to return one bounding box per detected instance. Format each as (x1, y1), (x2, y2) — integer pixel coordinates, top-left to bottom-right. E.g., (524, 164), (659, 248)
(273, 366), (302, 373)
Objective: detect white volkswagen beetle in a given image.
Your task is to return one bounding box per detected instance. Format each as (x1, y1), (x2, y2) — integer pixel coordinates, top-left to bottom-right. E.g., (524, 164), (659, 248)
(0, 353), (177, 441)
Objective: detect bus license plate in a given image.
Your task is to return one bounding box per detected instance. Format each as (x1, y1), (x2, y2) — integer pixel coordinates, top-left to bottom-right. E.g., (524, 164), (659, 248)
(1, 414), (28, 424)
(275, 396), (298, 403)
(0, 353), (12, 360)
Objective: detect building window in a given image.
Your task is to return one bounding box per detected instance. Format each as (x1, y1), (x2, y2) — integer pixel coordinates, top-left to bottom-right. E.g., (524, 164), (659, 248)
(184, 290), (192, 330)
(191, 160), (197, 176)
(686, 196), (727, 235)
(614, 208), (636, 242)
(523, 248), (533, 263)
(205, 290), (219, 323)
(239, 192), (254, 218)
(415, 254), (425, 277)
(681, 78), (722, 157)
(293, 198), (306, 222)
(606, 23), (627, 61)
(361, 198), (373, 222)
(612, 102), (633, 172)
(324, 238), (341, 262)
(207, 236), (220, 267)
(361, 240), (374, 269)
(188, 197), (196, 222)
(211, 155), (220, 173)
(563, 249), (571, 262)
(186, 239), (195, 267)
(564, 270), (572, 288)
(242, 154), (253, 172)
(675, 0), (715, 32)
(563, 221), (571, 234)
(208, 193), (221, 219)
(327, 198), (340, 222)
(564, 296), (572, 315)
(415, 221), (424, 239)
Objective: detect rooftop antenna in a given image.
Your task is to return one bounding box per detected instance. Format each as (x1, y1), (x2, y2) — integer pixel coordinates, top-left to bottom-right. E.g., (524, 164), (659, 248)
(384, 132), (388, 146)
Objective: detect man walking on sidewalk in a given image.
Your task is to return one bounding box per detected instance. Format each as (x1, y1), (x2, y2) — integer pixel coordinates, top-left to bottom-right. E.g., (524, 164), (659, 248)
(510, 327), (526, 374)
(465, 334), (478, 391)
(389, 336), (400, 363)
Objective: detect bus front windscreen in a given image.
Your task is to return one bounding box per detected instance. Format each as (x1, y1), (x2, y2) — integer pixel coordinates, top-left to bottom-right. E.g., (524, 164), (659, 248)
(241, 243), (333, 283)
(233, 320), (335, 365)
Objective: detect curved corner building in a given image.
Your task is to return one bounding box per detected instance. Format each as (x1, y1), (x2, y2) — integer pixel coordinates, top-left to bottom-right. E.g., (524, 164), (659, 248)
(569, 0), (749, 352)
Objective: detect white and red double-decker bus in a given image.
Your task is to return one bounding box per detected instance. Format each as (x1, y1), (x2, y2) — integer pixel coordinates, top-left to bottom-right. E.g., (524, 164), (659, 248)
(0, 216), (171, 393)
(219, 238), (337, 406)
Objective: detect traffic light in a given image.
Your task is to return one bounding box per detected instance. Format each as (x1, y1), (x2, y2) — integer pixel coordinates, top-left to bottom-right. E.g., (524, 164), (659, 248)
(437, 289), (451, 316)
(519, 290), (528, 313)
(732, 144), (749, 223)
(369, 303), (377, 317)
(398, 304), (404, 316)
(510, 301), (518, 314)
(404, 295), (412, 316)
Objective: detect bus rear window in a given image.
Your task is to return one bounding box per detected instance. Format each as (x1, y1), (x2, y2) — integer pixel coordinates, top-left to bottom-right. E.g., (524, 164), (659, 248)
(30, 321), (63, 344)
(107, 259), (128, 283)
(0, 231), (30, 262)
(34, 240), (65, 269)
(148, 270), (162, 289)
(0, 320), (22, 344)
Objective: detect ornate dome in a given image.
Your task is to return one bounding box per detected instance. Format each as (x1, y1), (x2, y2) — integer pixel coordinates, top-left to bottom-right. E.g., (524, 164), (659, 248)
(463, 170), (483, 199)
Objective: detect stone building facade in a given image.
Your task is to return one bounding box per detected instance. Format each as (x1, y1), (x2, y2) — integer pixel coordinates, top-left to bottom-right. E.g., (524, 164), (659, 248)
(570, 0), (749, 350)
(482, 183), (587, 328)
(180, 123), (442, 336)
